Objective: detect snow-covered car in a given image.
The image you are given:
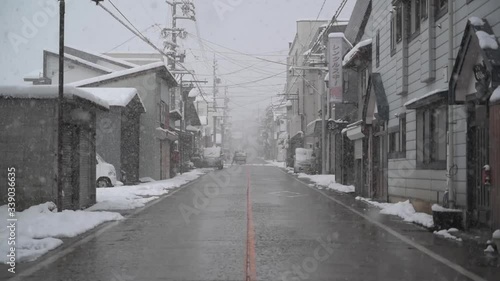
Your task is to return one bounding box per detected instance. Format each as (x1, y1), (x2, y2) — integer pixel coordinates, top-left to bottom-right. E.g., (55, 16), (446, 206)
(293, 148), (314, 174)
(202, 146), (224, 170)
(96, 153), (117, 187)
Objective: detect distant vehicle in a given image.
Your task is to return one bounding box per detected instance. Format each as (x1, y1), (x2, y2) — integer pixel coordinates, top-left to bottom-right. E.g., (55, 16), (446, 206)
(233, 151), (247, 164)
(203, 147), (224, 170)
(293, 148), (314, 174)
(190, 152), (203, 168)
(96, 153), (117, 187)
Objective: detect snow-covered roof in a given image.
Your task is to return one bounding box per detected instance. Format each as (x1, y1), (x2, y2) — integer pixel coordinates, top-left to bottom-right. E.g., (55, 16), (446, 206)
(342, 38), (372, 66)
(490, 86), (500, 103)
(285, 100), (292, 107)
(476, 30), (499, 50)
(0, 85), (109, 109)
(65, 46), (138, 68)
(82, 88), (145, 110)
(46, 50), (114, 73)
(70, 61), (174, 87)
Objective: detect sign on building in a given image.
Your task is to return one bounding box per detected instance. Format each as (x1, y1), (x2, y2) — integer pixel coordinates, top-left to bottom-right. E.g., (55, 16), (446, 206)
(327, 33), (344, 103)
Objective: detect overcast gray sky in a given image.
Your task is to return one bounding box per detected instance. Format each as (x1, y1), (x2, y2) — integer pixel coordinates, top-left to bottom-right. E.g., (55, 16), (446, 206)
(0, 0), (355, 122)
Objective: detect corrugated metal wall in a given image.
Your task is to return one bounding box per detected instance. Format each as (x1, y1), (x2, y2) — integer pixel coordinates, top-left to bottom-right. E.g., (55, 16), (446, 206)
(490, 104), (500, 229)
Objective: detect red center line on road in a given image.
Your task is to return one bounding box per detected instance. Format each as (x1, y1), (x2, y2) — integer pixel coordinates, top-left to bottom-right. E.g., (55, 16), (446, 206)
(245, 167), (257, 281)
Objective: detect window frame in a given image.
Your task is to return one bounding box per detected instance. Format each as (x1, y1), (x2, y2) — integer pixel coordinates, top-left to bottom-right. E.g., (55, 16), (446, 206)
(416, 103), (447, 169)
(435, 0), (448, 20)
(407, 0), (421, 41)
(388, 114), (407, 159)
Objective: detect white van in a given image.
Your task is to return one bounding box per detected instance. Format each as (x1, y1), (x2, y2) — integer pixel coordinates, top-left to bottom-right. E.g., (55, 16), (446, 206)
(96, 154), (117, 187)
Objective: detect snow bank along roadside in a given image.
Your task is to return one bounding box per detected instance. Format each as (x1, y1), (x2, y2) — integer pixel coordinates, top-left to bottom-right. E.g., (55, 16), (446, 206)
(355, 197), (434, 229)
(297, 173), (355, 193)
(0, 202), (123, 263)
(0, 169), (208, 263)
(88, 169), (207, 211)
(265, 160), (355, 193)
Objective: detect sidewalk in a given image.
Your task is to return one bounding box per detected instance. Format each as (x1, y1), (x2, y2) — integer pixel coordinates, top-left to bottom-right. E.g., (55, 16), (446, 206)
(269, 160), (500, 278)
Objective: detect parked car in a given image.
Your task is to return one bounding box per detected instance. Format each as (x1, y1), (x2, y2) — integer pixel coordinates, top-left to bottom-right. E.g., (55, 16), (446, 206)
(96, 153), (117, 187)
(233, 151), (247, 164)
(202, 146), (224, 170)
(294, 148), (314, 174)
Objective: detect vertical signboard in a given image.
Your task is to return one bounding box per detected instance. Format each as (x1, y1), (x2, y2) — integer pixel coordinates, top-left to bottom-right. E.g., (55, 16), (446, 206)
(327, 33), (344, 103)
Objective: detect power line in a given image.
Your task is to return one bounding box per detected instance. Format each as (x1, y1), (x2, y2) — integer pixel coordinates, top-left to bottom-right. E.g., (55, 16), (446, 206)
(98, 2), (210, 104)
(186, 31), (288, 66)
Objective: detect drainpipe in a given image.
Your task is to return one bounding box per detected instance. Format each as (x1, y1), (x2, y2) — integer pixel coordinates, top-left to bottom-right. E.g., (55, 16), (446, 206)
(321, 74), (327, 174)
(447, 0), (456, 208)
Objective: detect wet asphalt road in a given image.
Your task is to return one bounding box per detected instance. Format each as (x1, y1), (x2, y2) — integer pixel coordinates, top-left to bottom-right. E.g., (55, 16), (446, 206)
(9, 162), (500, 281)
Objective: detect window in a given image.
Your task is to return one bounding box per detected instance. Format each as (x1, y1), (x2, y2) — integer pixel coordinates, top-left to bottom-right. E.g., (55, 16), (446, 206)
(160, 101), (169, 129)
(416, 104), (447, 169)
(376, 30), (380, 68)
(388, 114), (406, 159)
(436, 0), (448, 19)
(407, 0), (421, 39)
(390, 2), (402, 55)
(360, 67), (368, 97)
(420, 0), (428, 20)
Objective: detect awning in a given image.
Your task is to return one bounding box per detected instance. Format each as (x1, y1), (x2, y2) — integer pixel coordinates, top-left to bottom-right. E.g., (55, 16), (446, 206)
(450, 17), (500, 104)
(169, 109), (182, 121)
(343, 120), (364, 140)
(405, 89), (447, 109)
(305, 119), (322, 137)
(343, 39), (372, 67)
(362, 73), (389, 123)
(155, 127), (178, 141)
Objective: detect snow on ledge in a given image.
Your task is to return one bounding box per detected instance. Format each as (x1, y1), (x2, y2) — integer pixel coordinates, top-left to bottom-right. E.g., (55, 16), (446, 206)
(404, 88), (447, 108)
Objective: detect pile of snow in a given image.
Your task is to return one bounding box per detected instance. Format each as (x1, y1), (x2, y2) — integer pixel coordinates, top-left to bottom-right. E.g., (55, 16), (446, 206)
(89, 169), (206, 211)
(431, 204), (462, 212)
(489, 87), (500, 103)
(298, 174), (355, 193)
(266, 160), (286, 168)
(0, 202), (123, 263)
(476, 30), (499, 50)
(484, 245), (496, 252)
(469, 16), (485, 26)
(493, 229), (500, 239)
(433, 229), (462, 242)
(342, 38), (372, 66)
(356, 197), (434, 228)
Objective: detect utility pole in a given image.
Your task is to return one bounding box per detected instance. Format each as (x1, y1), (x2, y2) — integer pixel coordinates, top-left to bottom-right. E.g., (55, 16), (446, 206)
(164, 0), (195, 173)
(213, 56), (218, 146)
(57, 0), (65, 212)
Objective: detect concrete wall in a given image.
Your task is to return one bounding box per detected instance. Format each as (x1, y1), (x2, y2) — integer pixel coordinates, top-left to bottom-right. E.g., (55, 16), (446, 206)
(0, 99), (57, 210)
